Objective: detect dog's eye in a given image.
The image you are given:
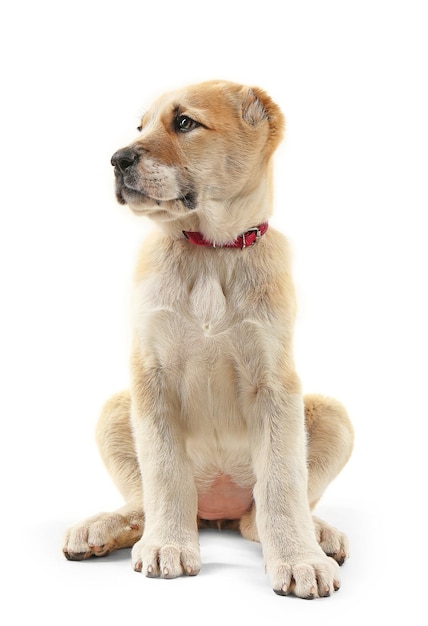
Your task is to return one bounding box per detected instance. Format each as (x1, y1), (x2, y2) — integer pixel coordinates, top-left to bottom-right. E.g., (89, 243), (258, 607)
(136, 125), (142, 132)
(174, 115), (200, 133)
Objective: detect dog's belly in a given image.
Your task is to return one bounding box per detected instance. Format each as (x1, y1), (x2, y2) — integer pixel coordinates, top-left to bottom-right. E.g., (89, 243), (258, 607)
(197, 474), (253, 520)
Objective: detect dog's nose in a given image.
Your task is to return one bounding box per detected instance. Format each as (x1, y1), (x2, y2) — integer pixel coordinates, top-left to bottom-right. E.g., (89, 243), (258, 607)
(111, 148), (139, 174)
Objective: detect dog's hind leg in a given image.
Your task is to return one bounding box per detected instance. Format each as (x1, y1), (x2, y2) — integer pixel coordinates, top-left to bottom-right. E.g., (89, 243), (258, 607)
(95, 391), (143, 507)
(304, 394), (354, 564)
(304, 394), (354, 509)
(240, 394), (353, 564)
(63, 391), (144, 560)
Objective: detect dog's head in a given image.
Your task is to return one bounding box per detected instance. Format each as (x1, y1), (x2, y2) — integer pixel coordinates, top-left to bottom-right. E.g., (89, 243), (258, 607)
(111, 81), (285, 243)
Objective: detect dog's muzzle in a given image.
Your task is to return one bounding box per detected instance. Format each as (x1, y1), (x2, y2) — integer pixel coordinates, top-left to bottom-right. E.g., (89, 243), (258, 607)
(111, 147), (198, 210)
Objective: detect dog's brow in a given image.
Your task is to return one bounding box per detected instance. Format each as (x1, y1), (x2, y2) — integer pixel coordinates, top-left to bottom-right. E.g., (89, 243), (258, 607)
(172, 103), (211, 129)
(172, 104), (186, 118)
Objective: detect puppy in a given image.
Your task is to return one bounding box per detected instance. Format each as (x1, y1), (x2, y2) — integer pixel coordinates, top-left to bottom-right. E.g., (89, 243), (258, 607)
(63, 80), (354, 598)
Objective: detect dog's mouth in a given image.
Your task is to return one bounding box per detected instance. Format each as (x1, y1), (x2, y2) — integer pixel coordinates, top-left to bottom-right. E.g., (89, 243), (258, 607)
(115, 178), (197, 211)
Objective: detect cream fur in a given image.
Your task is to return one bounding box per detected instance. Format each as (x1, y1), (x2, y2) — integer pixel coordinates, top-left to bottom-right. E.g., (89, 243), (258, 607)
(63, 80), (354, 598)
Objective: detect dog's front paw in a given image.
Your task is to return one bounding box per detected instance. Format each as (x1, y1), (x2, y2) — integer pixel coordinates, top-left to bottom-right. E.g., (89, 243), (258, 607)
(132, 537), (201, 579)
(269, 551), (340, 599)
(63, 511), (143, 560)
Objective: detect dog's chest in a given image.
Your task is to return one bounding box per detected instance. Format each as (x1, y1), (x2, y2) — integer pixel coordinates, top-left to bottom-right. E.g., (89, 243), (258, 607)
(134, 253), (248, 413)
(135, 254), (240, 347)
(135, 258), (247, 443)
(188, 273), (227, 333)
(133, 245), (274, 483)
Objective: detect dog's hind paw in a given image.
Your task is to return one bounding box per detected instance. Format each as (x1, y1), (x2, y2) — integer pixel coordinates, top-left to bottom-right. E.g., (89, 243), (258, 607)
(63, 510), (144, 560)
(312, 515), (349, 565)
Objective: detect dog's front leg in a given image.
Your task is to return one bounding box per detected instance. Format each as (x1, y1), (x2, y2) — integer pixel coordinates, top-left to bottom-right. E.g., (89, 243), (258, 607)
(130, 357), (201, 579)
(247, 377), (340, 598)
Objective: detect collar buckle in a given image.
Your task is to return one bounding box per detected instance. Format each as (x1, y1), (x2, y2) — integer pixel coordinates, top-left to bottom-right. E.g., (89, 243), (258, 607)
(242, 227), (261, 249)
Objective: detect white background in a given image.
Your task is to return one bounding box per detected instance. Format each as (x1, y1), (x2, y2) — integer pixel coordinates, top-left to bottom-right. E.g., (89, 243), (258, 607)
(1, 0), (427, 623)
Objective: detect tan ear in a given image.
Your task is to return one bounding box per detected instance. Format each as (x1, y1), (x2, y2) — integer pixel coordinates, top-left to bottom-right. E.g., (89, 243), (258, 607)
(241, 86), (285, 151)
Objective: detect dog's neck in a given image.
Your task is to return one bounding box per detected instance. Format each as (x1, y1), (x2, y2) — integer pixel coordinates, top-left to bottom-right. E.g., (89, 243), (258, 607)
(156, 177), (273, 247)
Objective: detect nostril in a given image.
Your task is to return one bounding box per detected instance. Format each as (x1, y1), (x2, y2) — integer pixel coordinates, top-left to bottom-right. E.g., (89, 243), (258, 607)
(118, 156), (137, 172)
(111, 148), (139, 174)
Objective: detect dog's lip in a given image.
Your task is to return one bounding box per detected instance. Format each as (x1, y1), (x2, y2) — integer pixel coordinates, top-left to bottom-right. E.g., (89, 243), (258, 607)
(115, 172), (173, 202)
(118, 186), (146, 203)
(115, 168), (196, 209)
(121, 184), (175, 203)
(118, 184), (196, 209)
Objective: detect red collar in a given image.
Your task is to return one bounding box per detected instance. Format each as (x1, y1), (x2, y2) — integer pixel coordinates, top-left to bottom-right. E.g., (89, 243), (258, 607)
(182, 222), (268, 249)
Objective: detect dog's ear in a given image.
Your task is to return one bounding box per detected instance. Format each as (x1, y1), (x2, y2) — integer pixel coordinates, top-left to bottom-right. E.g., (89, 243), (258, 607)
(241, 86), (285, 151)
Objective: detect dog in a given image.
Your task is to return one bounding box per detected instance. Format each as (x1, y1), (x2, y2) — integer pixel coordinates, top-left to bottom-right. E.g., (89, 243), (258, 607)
(63, 80), (354, 598)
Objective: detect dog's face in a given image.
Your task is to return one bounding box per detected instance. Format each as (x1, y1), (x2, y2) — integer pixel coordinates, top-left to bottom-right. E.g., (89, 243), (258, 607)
(111, 81), (285, 234)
